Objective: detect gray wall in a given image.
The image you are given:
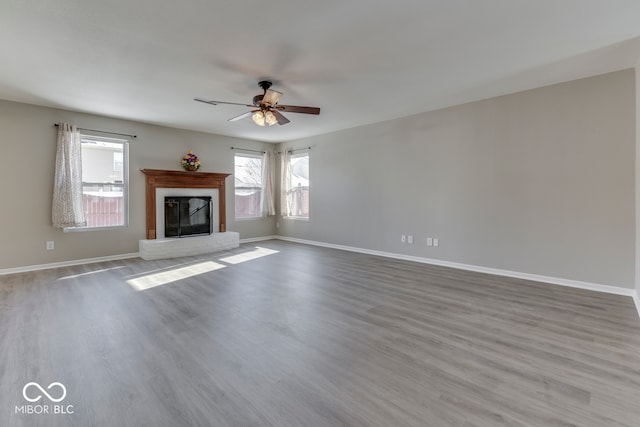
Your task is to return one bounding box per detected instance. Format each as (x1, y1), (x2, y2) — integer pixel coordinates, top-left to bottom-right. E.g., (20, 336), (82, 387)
(0, 100), (276, 270)
(1, 70), (635, 289)
(279, 70), (636, 288)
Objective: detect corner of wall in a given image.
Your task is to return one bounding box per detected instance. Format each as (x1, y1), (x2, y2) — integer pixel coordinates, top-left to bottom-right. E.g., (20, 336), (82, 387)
(633, 289), (640, 320)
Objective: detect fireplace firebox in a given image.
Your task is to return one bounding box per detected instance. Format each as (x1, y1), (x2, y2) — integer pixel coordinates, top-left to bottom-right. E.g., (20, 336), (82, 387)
(164, 196), (212, 238)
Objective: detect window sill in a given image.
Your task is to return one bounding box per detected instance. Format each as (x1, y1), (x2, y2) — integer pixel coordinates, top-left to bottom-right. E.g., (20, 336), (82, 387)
(283, 216), (309, 221)
(63, 225), (128, 233)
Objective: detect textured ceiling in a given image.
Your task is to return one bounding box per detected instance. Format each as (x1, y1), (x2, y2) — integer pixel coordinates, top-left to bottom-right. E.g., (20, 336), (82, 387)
(2, 0), (640, 142)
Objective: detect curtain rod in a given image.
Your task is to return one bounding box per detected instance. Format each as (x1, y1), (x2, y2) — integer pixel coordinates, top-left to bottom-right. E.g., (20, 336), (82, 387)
(276, 146), (311, 154)
(290, 147), (311, 153)
(54, 123), (137, 139)
(230, 146), (265, 154)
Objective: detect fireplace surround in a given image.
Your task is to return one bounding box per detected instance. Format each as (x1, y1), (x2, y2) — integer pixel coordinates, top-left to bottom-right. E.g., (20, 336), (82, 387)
(139, 169), (239, 260)
(141, 169), (230, 239)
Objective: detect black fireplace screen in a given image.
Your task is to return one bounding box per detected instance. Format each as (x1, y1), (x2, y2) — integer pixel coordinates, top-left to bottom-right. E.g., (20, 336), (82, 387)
(164, 196), (212, 238)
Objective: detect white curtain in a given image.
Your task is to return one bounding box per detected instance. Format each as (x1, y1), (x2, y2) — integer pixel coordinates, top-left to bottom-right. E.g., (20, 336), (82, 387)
(280, 148), (292, 217)
(260, 150), (276, 216)
(52, 123), (86, 228)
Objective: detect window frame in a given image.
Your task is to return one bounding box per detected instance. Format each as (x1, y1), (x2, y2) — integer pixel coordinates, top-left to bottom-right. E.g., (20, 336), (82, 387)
(64, 133), (130, 232)
(283, 151), (310, 221)
(234, 152), (264, 221)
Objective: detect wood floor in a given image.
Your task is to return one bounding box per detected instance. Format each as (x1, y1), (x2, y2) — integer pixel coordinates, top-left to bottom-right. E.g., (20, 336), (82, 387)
(1, 240), (639, 427)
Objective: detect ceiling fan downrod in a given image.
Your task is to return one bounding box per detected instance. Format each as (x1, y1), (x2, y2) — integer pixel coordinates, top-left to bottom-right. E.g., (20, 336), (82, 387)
(258, 80), (273, 92)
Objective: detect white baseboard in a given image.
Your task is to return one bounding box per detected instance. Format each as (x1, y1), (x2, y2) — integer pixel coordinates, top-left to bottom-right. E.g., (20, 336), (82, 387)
(240, 235), (279, 244)
(276, 236), (636, 298)
(3, 235), (639, 320)
(0, 253), (140, 276)
(0, 235), (280, 276)
(633, 289), (640, 319)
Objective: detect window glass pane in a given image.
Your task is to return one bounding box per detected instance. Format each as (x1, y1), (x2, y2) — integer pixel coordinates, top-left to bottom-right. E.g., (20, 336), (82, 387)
(113, 152), (123, 172)
(234, 154), (263, 219)
(80, 136), (128, 228)
(287, 153), (309, 219)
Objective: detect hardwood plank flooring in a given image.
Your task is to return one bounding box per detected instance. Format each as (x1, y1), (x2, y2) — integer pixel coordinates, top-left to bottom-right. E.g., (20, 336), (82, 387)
(1, 240), (639, 426)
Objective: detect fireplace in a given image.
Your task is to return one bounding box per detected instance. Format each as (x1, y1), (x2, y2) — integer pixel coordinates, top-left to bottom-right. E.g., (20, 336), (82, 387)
(165, 196), (212, 238)
(141, 169), (230, 239)
(139, 169), (239, 260)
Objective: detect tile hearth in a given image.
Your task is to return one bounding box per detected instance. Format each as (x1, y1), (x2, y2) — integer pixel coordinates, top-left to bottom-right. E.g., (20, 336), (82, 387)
(139, 232), (239, 260)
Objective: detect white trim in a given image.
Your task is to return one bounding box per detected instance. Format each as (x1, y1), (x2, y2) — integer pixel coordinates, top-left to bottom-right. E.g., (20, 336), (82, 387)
(63, 224), (129, 233)
(633, 289), (640, 319)
(276, 236), (636, 297)
(2, 235), (638, 321)
(240, 235), (279, 244)
(0, 253), (139, 276)
(0, 235), (278, 275)
(156, 188), (219, 239)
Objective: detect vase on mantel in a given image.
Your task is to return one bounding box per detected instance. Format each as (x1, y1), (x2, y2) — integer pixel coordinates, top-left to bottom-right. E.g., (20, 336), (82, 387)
(180, 150), (201, 171)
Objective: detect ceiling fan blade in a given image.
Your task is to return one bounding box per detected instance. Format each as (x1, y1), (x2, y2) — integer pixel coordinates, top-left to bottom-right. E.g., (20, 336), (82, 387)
(194, 98), (253, 107)
(271, 110), (290, 125)
(275, 105), (320, 115)
(262, 89), (282, 106)
(228, 111), (254, 122)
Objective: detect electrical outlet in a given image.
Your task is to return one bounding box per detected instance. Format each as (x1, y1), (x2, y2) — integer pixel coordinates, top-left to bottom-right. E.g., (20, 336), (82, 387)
(46, 241), (55, 250)
(433, 238), (439, 247)
(276, 222), (280, 229)
(407, 235), (414, 244)
(401, 235), (406, 243)
(427, 237), (433, 247)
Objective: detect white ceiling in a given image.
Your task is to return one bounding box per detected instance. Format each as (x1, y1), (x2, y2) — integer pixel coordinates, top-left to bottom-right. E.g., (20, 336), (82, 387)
(2, 1), (640, 143)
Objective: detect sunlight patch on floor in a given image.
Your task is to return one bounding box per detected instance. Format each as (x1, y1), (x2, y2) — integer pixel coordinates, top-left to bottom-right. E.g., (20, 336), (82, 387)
(57, 265), (127, 280)
(126, 261), (225, 291)
(218, 246), (279, 265)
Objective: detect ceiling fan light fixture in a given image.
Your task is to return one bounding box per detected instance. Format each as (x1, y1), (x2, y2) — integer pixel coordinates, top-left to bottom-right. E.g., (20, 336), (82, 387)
(195, 81), (320, 127)
(264, 110), (277, 126)
(251, 111), (265, 126)
(262, 89), (283, 106)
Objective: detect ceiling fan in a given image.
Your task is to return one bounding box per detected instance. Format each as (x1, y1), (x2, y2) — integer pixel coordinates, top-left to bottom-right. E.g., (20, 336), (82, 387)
(194, 81), (320, 127)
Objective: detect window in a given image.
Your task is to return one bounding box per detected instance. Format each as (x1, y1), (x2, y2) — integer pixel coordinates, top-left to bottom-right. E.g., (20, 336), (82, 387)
(76, 135), (129, 229)
(234, 154), (263, 219)
(283, 152), (309, 219)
